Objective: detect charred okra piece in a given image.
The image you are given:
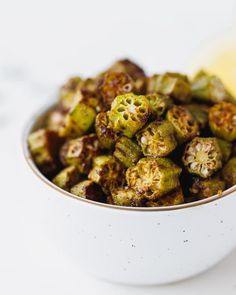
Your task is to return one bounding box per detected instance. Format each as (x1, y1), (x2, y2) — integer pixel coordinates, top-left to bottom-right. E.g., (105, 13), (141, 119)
(95, 112), (118, 149)
(190, 176), (225, 199)
(108, 93), (151, 138)
(52, 166), (81, 191)
(221, 157), (236, 188)
(133, 77), (146, 94)
(216, 138), (232, 162)
(209, 102), (236, 142)
(146, 73), (191, 103)
(191, 70), (232, 103)
(88, 155), (125, 194)
(111, 187), (145, 207)
(146, 187), (184, 207)
(28, 128), (62, 176)
(47, 110), (65, 132)
(107, 59), (145, 80)
(70, 180), (106, 202)
(126, 158), (182, 200)
(99, 72), (133, 109)
(60, 134), (100, 174)
(185, 103), (209, 129)
(146, 93), (173, 118)
(182, 137), (222, 178)
(114, 136), (142, 167)
(166, 106), (199, 143)
(136, 120), (177, 157)
(73, 78), (103, 113)
(59, 102), (96, 138)
(58, 76), (83, 112)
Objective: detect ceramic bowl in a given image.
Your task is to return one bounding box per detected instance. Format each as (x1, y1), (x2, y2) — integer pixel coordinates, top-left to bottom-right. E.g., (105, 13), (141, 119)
(22, 104), (236, 285)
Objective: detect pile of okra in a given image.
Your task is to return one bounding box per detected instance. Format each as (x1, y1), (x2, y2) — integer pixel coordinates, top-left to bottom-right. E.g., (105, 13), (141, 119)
(28, 59), (236, 207)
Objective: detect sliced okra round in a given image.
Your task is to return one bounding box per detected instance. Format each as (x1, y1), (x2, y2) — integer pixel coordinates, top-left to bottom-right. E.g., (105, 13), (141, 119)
(136, 120), (177, 157)
(126, 157), (182, 200)
(209, 102), (236, 142)
(166, 105), (199, 143)
(182, 137), (222, 178)
(108, 93), (151, 138)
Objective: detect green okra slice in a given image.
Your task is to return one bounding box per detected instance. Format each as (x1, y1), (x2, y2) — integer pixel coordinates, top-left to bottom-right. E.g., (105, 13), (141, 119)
(95, 112), (118, 149)
(185, 103), (209, 129)
(146, 73), (191, 103)
(136, 120), (177, 157)
(71, 180), (106, 202)
(28, 128), (63, 176)
(114, 136), (142, 168)
(189, 176), (225, 199)
(166, 105), (199, 143)
(88, 155), (126, 194)
(209, 102), (236, 142)
(182, 137), (222, 178)
(191, 70), (232, 103)
(58, 76), (83, 112)
(99, 72), (133, 109)
(216, 138), (232, 162)
(108, 93), (151, 138)
(111, 187), (145, 207)
(60, 134), (100, 174)
(107, 59), (146, 80)
(146, 93), (173, 118)
(126, 157), (182, 200)
(52, 165), (81, 191)
(146, 187), (184, 207)
(73, 78), (103, 113)
(59, 102), (96, 138)
(221, 157), (236, 188)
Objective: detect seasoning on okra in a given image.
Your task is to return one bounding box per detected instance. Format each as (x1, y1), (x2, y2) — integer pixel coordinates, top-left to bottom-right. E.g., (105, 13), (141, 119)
(95, 112), (118, 149)
(126, 158), (181, 200)
(108, 93), (151, 138)
(52, 165), (81, 191)
(166, 105), (199, 143)
(136, 120), (177, 157)
(28, 128), (63, 176)
(70, 180), (106, 202)
(209, 102), (236, 142)
(146, 187), (184, 207)
(99, 72), (133, 109)
(60, 134), (100, 174)
(146, 93), (173, 118)
(111, 187), (145, 207)
(190, 176), (225, 200)
(27, 59), (236, 207)
(185, 103), (209, 129)
(182, 137), (222, 178)
(88, 155), (125, 194)
(59, 102), (96, 138)
(114, 136), (142, 168)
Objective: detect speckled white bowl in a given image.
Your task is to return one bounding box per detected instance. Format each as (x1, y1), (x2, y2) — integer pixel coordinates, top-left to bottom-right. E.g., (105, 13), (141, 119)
(23, 104), (236, 285)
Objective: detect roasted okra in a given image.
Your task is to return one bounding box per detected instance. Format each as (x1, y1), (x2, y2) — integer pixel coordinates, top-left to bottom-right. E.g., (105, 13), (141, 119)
(28, 59), (236, 207)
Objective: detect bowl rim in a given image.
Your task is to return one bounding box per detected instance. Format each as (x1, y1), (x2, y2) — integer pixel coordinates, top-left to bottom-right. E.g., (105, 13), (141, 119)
(22, 102), (236, 212)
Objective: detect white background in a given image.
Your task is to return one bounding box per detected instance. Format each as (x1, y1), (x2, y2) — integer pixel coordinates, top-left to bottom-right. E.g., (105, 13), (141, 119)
(1, 0), (236, 294)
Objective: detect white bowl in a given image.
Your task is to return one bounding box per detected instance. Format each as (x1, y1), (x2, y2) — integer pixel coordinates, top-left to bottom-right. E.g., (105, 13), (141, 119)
(23, 104), (236, 285)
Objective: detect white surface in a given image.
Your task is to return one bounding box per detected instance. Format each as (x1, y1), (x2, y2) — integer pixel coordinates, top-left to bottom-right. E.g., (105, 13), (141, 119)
(1, 0), (236, 293)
